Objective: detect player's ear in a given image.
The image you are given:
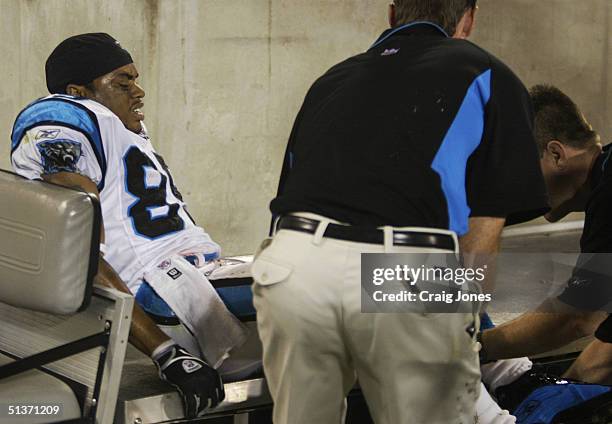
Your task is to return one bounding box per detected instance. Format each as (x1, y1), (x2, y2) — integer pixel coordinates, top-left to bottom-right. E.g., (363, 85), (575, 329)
(388, 3), (397, 28)
(453, 6), (477, 39)
(65, 84), (90, 97)
(545, 140), (567, 169)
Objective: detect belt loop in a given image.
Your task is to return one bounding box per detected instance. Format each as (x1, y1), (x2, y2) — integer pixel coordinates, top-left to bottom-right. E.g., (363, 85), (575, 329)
(383, 226), (393, 252)
(272, 215), (282, 236)
(470, 281), (483, 341)
(451, 232), (460, 255)
(312, 219), (331, 245)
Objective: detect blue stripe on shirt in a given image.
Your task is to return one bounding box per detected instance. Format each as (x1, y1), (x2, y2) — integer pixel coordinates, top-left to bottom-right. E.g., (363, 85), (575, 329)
(431, 69), (492, 236)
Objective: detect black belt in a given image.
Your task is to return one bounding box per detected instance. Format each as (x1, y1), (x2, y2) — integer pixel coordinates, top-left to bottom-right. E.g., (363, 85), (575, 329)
(276, 216), (456, 250)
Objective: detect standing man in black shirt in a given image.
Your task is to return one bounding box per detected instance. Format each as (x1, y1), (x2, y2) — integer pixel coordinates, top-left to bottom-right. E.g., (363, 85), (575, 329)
(252, 1), (548, 422)
(481, 85), (612, 388)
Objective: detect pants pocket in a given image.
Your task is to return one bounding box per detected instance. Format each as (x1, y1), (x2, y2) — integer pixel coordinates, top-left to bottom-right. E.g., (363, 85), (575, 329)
(251, 256), (293, 287)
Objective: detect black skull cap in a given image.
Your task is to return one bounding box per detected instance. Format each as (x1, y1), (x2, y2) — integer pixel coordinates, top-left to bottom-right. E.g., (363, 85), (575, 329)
(45, 33), (133, 94)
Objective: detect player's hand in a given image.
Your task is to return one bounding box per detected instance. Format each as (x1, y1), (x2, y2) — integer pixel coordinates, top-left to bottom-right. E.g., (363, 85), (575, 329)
(152, 344), (225, 418)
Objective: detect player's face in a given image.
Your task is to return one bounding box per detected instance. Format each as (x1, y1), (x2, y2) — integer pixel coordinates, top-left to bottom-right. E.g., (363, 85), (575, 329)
(88, 64), (145, 133)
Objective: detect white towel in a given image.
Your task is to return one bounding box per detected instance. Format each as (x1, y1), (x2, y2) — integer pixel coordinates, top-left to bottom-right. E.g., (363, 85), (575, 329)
(475, 383), (516, 424)
(200, 258), (252, 280)
(143, 254), (249, 368)
(481, 357), (533, 392)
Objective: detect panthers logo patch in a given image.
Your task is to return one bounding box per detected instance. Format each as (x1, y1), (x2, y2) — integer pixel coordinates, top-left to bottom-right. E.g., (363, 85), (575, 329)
(37, 140), (82, 174)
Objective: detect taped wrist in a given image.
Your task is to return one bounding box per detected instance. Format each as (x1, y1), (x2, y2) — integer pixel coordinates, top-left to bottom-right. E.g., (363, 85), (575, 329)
(151, 339), (177, 362)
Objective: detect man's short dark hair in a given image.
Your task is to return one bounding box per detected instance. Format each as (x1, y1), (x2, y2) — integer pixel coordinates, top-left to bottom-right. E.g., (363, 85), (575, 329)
(530, 84), (598, 154)
(393, 0), (477, 35)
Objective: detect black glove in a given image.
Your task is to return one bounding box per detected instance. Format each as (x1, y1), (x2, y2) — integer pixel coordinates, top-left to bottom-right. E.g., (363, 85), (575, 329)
(152, 344), (225, 418)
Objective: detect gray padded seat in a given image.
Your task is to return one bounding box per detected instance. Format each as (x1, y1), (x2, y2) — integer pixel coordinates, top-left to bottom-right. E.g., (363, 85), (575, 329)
(0, 170), (102, 421)
(0, 354), (81, 423)
(0, 171), (98, 314)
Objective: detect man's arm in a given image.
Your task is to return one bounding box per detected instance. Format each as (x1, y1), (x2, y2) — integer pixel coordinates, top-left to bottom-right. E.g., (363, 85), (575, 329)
(461, 217), (605, 360)
(95, 258), (172, 354)
(460, 217), (506, 254)
(43, 171), (225, 416)
(481, 297), (606, 360)
(564, 339), (612, 384)
(459, 216), (505, 294)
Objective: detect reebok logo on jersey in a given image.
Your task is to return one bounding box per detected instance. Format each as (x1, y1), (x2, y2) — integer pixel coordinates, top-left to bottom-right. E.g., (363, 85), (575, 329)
(35, 129), (60, 140)
(181, 359), (203, 374)
(167, 268), (182, 280)
(381, 48), (400, 56)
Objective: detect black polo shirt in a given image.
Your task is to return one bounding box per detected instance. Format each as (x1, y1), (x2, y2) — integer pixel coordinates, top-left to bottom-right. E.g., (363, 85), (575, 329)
(271, 22), (548, 236)
(557, 144), (612, 342)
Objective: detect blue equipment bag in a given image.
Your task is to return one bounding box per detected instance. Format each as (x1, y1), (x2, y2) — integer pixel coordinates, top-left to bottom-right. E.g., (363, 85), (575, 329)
(513, 383), (611, 423)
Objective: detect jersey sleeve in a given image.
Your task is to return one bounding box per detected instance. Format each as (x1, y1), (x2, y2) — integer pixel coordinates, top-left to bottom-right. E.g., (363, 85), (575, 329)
(557, 171), (612, 312)
(11, 125), (102, 185)
(465, 59), (550, 224)
(10, 98), (107, 189)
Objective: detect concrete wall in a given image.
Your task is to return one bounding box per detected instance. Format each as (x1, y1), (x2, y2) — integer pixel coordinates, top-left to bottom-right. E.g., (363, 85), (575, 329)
(473, 0), (611, 152)
(0, 0), (609, 254)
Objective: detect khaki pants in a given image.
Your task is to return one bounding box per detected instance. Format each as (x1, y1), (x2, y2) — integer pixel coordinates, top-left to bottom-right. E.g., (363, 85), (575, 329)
(252, 219), (481, 424)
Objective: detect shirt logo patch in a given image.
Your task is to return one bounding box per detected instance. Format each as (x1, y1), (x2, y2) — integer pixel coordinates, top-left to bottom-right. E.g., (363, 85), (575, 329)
(167, 268), (182, 280)
(35, 129), (61, 140)
(181, 359), (202, 374)
(37, 140), (82, 174)
(381, 48), (400, 56)
(568, 277), (589, 288)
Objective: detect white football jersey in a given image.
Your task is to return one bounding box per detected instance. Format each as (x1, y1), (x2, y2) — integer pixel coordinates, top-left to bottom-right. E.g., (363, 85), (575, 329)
(11, 94), (220, 292)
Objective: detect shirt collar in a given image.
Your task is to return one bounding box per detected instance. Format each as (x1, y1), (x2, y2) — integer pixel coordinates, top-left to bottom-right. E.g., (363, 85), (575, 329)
(590, 144), (612, 189)
(138, 122), (150, 140)
(369, 21), (450, 50)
